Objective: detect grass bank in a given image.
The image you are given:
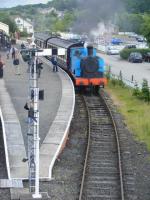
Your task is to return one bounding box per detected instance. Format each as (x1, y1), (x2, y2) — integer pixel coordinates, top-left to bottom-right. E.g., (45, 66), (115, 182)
(106, 82), (150, 150)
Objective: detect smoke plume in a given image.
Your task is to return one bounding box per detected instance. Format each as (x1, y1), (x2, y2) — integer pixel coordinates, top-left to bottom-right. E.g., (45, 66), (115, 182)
(72, 0), (124, 35)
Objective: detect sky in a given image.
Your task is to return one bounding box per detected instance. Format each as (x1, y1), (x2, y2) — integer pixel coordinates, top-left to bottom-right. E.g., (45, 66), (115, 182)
(0, 0), (50, 8)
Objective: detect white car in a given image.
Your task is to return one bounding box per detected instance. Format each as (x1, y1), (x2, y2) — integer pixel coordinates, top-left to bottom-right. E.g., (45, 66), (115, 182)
(106, 46), (120, 55)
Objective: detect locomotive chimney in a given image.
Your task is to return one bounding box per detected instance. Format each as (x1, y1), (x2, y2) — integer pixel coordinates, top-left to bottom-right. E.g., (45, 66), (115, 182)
(87, 45), (93, 56)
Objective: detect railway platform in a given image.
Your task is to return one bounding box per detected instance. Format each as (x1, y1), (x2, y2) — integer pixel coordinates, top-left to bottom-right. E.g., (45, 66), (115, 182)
(0, 45), (75, 198)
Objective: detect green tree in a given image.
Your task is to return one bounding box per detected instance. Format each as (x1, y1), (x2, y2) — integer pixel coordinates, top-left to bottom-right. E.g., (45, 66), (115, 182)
(123, 0), (150, 13)
(52, 11), (75, 32)
(51, 0), (77, 11)
(0, 12), (18, 33)
(116, 12), (144, 34)
(141, 14), (150, 45)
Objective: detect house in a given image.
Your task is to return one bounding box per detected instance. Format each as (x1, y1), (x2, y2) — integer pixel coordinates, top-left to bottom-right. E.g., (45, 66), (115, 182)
(0, 21), (9, 35)
(15, 17), (34, 34)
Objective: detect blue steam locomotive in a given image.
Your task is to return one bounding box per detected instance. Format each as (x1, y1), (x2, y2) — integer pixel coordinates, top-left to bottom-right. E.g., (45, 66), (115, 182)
(34, 32), (107, 91)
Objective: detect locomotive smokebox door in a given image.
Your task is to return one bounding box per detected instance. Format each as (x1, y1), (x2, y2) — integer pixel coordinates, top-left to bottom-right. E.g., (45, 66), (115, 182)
(87, 45), (94, 56)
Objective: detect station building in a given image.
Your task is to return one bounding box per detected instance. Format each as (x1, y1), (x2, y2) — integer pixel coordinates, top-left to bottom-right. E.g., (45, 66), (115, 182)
(0, 21), (10, 48)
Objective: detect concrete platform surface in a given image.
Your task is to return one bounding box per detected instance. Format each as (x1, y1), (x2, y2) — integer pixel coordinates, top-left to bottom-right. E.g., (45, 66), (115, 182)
(0, 79), (28, 179)
(39, 58), (75, 179)
(19, 192), (50, 200)
(0, 179), (23, 188)
(0, 46), (75, 181)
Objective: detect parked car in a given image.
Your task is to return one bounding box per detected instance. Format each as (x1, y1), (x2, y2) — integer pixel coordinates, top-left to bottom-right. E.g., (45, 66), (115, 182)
(124, 44), (136, 49)
(143, 52), (150, 62)
(128, 52), (143, 63)
(136, 36), (144, 42)
(106, 46), (120, 55)
(111, 38), (123, 45)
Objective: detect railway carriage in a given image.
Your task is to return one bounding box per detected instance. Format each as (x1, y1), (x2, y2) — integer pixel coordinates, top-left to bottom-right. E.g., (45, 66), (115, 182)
(46, 37), (84, 69)
(0, 31), (10, 48)
(35, 32), (107, 92)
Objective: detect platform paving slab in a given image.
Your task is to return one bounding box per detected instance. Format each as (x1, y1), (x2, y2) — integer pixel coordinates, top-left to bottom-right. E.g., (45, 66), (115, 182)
(10, 188), (30, 200)
(0, 179), (23, 188)
(19, 192), (50, 200)
(0, 79), (28, 179)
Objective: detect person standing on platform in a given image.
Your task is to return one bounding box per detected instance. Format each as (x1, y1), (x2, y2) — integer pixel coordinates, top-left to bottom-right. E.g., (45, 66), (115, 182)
(13, 51), (20, 75)
(6, 43), (11, 59)
(24, 100), (37, 124)
(0, 55), (5, 78)
(11, 46), (16, 60)
(36, 58), (43, 78)
(51, 55), (58, 72)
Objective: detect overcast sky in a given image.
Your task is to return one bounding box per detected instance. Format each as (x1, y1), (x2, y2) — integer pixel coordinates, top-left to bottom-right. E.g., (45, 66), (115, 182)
(0, 0), (50, 8)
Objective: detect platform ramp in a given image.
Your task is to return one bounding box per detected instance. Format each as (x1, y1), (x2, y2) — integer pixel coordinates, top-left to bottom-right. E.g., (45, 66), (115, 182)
(39, 59), (75, 179)
(0, 79), (28, 180)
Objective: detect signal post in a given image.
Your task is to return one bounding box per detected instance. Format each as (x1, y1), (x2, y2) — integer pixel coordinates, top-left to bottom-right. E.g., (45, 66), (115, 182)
(20, 35), (65, 200)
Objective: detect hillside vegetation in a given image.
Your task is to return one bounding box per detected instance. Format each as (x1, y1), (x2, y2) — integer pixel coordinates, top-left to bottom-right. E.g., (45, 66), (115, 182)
(0, 0), (150, 44)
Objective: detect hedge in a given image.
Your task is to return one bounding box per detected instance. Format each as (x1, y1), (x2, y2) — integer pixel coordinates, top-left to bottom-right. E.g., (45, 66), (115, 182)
(120, 48), (150, 60)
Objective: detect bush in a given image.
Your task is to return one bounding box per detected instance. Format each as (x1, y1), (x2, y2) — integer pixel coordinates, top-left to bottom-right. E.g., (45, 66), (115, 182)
(132, 79), (150, 103)
(120, 48), (150, 60)
(132, 84), (141, 98)
(141, 79), (150, 102)
(105, 65), (111, 80)
(20, 31), (28, 37)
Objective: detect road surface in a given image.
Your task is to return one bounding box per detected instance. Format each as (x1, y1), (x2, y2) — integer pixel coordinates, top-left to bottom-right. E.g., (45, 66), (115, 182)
(99, 53), (150, 87)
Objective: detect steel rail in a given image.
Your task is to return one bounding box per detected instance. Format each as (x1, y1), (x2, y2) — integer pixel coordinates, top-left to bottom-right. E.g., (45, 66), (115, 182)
(79, 92), (125, 200)
(78, 95), (91, 200)
(100, 90), (125, 200)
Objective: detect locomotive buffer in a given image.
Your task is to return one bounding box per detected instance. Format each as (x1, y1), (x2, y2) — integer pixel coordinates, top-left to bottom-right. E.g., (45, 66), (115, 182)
(20, 35), (65, 200)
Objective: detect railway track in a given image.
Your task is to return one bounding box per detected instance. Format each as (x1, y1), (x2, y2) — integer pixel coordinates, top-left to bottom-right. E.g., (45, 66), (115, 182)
(79, 92), (124, 200)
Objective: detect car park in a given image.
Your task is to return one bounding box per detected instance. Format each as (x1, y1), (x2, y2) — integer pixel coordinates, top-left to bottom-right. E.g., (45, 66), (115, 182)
(128, 52), (143, 63)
